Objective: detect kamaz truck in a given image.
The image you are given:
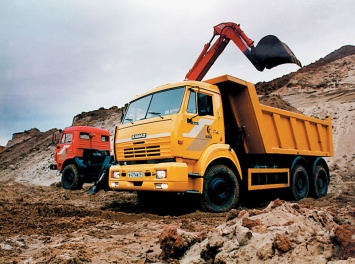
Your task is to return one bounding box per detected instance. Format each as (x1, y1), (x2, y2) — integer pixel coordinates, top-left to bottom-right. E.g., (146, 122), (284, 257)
(50, 126), (112, 190)
(106, 74), (333, 212)
(88, 22), (332, 212)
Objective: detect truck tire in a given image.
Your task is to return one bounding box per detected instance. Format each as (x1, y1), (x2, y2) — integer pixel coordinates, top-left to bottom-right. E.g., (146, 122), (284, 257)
(201, 165), (239, 212)
(62, 164), (82, 190)
(310, 166), (328, 198)
(290, 165), (309, 200)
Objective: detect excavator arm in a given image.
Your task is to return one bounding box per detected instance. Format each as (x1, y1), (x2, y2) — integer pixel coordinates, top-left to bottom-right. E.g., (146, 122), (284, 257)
(185, 22), (301, 81)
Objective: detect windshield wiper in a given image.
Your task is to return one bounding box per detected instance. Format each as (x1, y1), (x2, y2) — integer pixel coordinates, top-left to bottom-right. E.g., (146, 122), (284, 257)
(125, 118), (134, 124)
(148, 111), (163, 119)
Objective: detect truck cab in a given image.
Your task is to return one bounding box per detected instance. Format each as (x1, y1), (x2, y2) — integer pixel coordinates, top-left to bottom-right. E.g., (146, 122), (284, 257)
(51, 126), (111, 190)
(109, 77), (242, 211)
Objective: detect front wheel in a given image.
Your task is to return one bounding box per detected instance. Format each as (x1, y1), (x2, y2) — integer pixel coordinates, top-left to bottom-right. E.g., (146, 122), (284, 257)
(61, 164), (82, 190)
(290, 165), (309, 200)
(201, 165), (239, 212)
(310, 166), (328, 198)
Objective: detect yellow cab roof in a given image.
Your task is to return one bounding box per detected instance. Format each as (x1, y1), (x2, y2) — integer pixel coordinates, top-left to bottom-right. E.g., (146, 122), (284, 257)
(129, 78), (226, 102)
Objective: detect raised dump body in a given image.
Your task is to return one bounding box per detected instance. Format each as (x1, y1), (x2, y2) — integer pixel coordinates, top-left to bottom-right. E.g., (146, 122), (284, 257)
(206, 75), (333, 157)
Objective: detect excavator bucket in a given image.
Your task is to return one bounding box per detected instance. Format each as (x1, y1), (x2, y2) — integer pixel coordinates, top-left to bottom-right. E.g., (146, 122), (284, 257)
(252, 35), (302, 71)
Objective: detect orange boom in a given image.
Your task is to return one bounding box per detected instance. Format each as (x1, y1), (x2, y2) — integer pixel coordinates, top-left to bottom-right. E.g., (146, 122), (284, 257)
(186, 22), (301, 81)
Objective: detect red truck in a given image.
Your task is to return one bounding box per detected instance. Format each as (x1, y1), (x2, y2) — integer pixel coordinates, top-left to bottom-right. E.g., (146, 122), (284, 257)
(50, 126), (113, 190)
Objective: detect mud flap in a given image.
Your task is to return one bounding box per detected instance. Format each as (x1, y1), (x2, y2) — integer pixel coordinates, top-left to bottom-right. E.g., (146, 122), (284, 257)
(247, 35), (302, 71)
(88, 155), (113, 195)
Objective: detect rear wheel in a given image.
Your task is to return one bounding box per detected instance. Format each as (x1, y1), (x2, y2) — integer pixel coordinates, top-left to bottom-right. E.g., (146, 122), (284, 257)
(61, 164), (82, 190)
(201, 165), (239, 212)
(290, 165), (309, 200)
(310, 166), (328, 198)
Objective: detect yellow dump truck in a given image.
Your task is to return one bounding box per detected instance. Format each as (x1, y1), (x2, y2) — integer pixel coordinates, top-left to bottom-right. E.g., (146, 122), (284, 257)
(108, 75), (333, 212)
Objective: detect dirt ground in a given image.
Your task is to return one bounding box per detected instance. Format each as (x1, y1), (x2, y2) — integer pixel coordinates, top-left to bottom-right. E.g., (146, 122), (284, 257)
(0, 181), (226, 263)
(0, 178), (354, 264)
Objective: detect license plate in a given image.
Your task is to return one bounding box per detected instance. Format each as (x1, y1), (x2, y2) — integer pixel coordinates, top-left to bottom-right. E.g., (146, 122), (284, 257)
(128, 171), (142, 178)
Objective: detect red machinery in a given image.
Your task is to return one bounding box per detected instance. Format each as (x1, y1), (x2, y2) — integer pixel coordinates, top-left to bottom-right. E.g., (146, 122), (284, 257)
(185, 22), (301, 81)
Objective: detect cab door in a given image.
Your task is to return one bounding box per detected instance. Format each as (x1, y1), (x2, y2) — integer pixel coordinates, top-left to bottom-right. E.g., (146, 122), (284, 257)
(55, 132), (73, 170)
(178, 88), (222, 160)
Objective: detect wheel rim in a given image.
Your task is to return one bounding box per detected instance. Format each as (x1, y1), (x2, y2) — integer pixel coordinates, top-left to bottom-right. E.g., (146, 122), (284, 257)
(64, 171), (74, 184)
(209, 177), (231, 205)
(318, 178), (324, 188)
(295, 171), (307, 195)
(317, 170), (327, 192)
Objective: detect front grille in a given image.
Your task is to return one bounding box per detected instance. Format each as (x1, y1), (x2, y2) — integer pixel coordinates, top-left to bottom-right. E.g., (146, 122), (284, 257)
(124, 145), (160, 158)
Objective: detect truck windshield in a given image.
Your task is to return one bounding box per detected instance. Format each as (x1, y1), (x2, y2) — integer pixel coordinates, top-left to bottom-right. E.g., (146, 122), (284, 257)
(123, 87), (185, 124)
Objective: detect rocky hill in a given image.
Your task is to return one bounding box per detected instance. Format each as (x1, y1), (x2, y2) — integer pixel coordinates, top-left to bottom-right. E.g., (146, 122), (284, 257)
(0, 46), (354, 263)
(255, 45), (355, 95)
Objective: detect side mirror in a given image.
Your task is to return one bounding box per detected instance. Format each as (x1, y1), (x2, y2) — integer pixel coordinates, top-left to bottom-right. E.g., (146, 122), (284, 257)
(52, 130), (62, 145)
(120, 103), (129, 124)
(51, 134), (57, 145)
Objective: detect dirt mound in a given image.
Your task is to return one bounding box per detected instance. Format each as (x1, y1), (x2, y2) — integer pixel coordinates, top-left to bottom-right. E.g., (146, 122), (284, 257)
(0, 128), (58, 185)
(259, 94), (301, 113)
(300, 45), (355, 72)
(178, 199), (354, 263)
(5, 128), (42, 148)
(72, 106), (123, 128)
(255, 45), (355, 95)
(255, 73), (295, 95)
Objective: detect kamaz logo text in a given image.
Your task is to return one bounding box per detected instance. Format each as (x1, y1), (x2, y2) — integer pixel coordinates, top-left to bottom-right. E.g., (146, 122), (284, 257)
(132, 133), (147, 140)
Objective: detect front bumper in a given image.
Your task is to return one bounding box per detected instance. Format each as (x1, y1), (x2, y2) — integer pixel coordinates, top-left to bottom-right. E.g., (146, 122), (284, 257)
(108, 162), (188, 192)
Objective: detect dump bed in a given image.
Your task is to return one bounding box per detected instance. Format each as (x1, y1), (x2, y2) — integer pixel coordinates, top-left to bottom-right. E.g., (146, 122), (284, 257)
(206, 75), (333, 157)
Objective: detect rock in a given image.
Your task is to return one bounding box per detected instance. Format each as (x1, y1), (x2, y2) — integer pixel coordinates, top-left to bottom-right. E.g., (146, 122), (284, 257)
(242, 217), (261, 229)
(235, 225), (252, 246)
(256, 240), (275, 260)
(334, 224), (355, 259)
(159, 225), (202, 260)
(207, 231), (224, 248)
(159, 226), (185, 259)
(225, 209), (239, 221)
(274, 233), (292, 253)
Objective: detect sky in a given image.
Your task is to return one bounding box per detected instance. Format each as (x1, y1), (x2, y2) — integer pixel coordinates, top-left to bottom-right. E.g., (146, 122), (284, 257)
(1, 0), (354, 146)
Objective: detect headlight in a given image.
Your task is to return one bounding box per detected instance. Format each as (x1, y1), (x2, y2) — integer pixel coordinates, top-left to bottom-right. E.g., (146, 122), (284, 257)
(156, 170), (167, 179)
(113, 171), (120, 179)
